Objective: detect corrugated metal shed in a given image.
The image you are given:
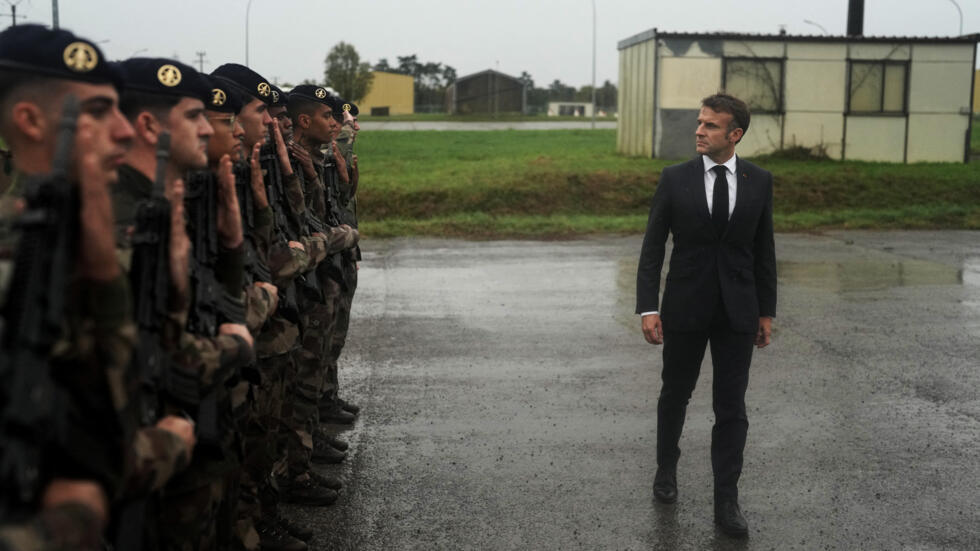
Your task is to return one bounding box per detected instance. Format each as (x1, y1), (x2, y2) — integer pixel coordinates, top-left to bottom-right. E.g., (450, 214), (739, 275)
(617, 28), (980, 162)
(447, 69), (527, 115)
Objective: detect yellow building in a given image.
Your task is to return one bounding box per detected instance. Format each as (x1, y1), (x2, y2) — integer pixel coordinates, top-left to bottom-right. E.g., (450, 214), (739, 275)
(359, 71), (414, 116)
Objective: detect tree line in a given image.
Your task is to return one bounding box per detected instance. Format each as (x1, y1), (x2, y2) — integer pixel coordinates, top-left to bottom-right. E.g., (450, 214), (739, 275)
(321, 43), (617, 114)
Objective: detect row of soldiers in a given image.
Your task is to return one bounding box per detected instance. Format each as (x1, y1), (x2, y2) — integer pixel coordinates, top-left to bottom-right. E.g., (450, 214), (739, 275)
(0, 24), (365, 551)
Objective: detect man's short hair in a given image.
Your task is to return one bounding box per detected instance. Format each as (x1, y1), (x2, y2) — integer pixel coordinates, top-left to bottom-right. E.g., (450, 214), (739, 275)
(119, 90), (180, 121)
(702, 93), (751, 140)
(286, 95), (321, 125)
(0, 69), (67, 137)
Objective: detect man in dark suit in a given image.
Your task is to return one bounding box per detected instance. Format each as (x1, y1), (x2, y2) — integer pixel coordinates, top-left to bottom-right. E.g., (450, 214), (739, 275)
(636, 93), (777, 537)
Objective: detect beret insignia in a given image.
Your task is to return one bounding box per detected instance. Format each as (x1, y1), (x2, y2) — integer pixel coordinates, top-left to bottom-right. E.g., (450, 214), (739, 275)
(257, 82), (271, 97)
(271, 90), (280, 103)
(211, 88), (227, 106)
(343, 103), (351, 112)
(63, 41), (98, 72)
(157, 64), (182, 87)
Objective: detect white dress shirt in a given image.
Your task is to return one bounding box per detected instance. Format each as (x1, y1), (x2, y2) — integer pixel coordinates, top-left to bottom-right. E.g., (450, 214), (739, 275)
(640, 154), (738, 318)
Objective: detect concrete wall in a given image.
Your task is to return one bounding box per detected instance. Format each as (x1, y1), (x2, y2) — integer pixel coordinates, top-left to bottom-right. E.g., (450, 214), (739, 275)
(360, 71), (414, 116)
(616, 31), (976, 163)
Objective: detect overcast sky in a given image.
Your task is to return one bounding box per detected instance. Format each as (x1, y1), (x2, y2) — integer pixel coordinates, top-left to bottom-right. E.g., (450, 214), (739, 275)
(7, 0), (979, 88)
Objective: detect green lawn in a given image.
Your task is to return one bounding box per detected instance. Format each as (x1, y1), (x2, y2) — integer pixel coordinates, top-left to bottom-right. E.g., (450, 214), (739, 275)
(355, 129), (980, 238)
(358, 112), (617, 123)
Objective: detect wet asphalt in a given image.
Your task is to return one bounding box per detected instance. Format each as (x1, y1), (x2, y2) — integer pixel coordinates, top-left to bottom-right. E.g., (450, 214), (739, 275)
(287, 231), (980, 550)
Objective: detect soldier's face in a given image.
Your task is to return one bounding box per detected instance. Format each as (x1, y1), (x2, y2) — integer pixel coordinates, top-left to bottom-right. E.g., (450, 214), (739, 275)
(239, 98), (272, 149)
(270, 105), (292, 141)
(166, 97), (212, 171)
(206, 111), (244, 164)
(63, 82), (134, 184)
(308, 104), (334, 144)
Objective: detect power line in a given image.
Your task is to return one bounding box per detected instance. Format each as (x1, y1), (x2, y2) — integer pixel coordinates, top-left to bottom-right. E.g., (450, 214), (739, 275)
(1, 0), (26, 27)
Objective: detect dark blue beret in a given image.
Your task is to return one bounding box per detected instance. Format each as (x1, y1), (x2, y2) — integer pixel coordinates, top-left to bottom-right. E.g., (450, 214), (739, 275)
(211, 63), (273, 105)
(269, 84), (287, 107)
(290, 85), (339, 111)
(339, 100), (359, 117)
(204, 75), (243, 114)
(0, 24), (122, 88)
(118, 58), (210, 102)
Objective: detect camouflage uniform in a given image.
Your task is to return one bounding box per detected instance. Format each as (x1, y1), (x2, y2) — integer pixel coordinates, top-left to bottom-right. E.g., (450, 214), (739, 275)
(0, 504), (104, 551)
(112, 163), (252, 551)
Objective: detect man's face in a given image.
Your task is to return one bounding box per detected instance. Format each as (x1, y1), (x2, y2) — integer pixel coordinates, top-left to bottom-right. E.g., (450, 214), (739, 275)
(269, 105), (292, 142)
(166, 97), (212, 171)
(206, 110), (245, 164)
(343, 110), (359, 137)
(239, 98), (272, 149)
(64, 82), (134, 184)
(695, 106), (741, 160)
(305, 104), (336, 144)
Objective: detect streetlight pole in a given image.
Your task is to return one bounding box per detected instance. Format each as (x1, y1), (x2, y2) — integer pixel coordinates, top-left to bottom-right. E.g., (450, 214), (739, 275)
(51, 0), (58, 28)
(802, 19), (829, 35)
(245, 0), (255, 66)
(947, 0), (963, 36)
(591, 0), (596, 129)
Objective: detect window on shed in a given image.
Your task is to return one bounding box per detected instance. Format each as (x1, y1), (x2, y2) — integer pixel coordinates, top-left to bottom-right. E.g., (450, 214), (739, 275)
(723, 59), (783, 113)
(848, 61), (907, 114)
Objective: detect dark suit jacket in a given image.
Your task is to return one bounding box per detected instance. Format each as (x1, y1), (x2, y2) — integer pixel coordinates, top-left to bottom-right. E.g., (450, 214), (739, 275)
(635, 156), (777, 333)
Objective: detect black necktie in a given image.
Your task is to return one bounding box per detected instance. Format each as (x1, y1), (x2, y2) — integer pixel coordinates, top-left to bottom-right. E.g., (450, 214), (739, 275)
(712, 165), (729, 236)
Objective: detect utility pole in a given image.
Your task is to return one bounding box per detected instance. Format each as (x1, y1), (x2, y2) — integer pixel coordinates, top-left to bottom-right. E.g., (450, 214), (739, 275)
(1, 0), (25, 27)
(195, 51), (207, 73)
(591, 0), (597, 129)
(51, 0), (59, 28)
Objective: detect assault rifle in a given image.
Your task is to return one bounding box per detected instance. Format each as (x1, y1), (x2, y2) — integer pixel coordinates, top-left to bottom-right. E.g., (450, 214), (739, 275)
(0, 96), (79, 512)
(259, 143), (302, 321)
(233, 160), (271, 286)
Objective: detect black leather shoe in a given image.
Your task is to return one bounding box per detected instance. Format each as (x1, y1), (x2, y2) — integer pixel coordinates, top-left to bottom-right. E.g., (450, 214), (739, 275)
(714, 499), (749, 537)
(281, 477), (338, 506)
(320, 405), (356, 425)
(312, 441), (347, 464)
(337, 398), (360, 415)
(653, 467), (677, 504)
(309, 470), (343, 490)
(277, 514), (313, 542)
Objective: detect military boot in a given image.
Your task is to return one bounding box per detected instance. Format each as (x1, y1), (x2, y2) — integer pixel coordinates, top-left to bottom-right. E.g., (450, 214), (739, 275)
(313, 427), (349, 451)
(277, 513), (313, 542)
(312, 439), (347, 464)
(256, 519), (307, 551)
(337, 397), (360, 415)
(281, 476), (339, 506)
(320, 403), (355, 425)
(309, 470), (343, 491)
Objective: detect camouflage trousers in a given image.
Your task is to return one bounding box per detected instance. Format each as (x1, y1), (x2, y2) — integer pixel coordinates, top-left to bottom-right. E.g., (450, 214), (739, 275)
(283, 297), (336, 478)
(238, 353), (289, 532)
(157, 476), (227, 551)
(320, 266), (357, 412)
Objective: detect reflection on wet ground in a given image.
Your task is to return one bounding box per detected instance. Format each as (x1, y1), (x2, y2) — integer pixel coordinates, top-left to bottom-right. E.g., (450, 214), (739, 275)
(302, 232), (980, 550)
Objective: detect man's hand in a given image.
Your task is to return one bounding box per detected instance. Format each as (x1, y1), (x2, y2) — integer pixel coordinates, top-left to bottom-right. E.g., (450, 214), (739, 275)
(331, 141), (349, 183)
(215, 154), (244, 248)
(289, 141), (317, 180)
(155, 415), (197, 463)
(270, 122), (293, 177)
(219, 322), (254, 348)
(249, 140), (269, 209)
(167, 178), (190, 306)
(756, 317), (773, 348)
(41, 479), (109, 528)
(76, 137), (120, 282)
(288, 240), (305, 252)
(642, 313), (663, 345)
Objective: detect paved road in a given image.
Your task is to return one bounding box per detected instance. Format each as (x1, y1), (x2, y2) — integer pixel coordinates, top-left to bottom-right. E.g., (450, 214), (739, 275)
(358, 121), (617, 131)
(290, 231), (980, 550)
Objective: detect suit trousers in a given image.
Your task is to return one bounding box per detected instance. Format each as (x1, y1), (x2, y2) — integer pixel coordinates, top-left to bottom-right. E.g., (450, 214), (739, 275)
(657, 299), (755, 500)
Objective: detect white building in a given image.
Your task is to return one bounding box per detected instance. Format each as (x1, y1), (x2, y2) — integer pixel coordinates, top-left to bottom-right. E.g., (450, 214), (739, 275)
(617, 29), (979, 163)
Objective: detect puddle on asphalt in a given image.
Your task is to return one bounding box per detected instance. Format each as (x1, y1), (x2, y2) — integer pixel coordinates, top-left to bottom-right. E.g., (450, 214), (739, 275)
(778, 258), (967, 292)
